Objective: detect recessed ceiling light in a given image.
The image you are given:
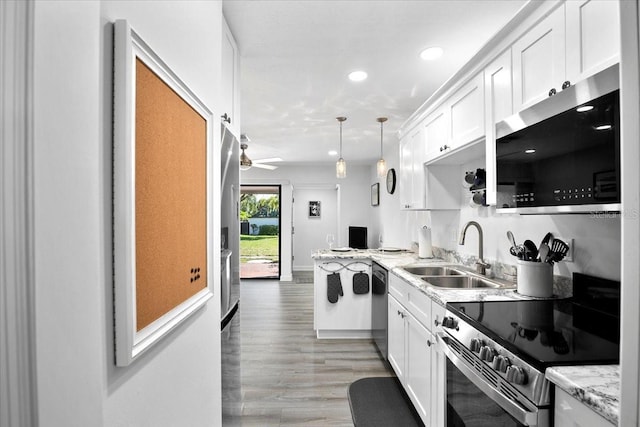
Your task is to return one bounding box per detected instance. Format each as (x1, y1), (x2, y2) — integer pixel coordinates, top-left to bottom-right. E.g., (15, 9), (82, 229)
(525, 149), (536, 154)
(348, 70), (368, 82)
(420, 46), (443, 61)
(328, 150), (338, 156)
(577, 105), (594, 112)
(595, 124), (612, 131)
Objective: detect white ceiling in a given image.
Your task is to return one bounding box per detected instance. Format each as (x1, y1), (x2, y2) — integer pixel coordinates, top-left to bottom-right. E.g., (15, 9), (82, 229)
(223, 0), (527, 167)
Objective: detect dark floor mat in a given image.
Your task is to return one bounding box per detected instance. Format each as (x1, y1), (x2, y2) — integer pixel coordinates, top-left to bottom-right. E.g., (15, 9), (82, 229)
(348, 377), (425, 427)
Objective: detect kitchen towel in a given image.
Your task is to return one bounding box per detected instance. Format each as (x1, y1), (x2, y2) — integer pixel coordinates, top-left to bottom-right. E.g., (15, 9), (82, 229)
(352, 272), (370, 294)
(418, 226), (433, 258)
(327, 273), (343, 303)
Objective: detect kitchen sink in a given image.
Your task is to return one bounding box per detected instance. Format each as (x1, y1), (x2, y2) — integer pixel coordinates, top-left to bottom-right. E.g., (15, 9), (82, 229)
(401, 265), (467, 276)
(420, 275), (512, 289)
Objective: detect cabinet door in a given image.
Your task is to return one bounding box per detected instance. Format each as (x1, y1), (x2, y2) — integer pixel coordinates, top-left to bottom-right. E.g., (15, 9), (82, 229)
(554, 388), (614, 427)
(430, 302), (446, 427)
(448, 72), (485, 149)
(388, 295), (406, 380)
(410, 126), (425, 209)
(484, 49), (513, 206)
(406, 312), (432, 426)
(424, 108), (449, 163)
(399, 134), (414, 209)
(512, 5), (566, 111)
(566, 0), (620, 84)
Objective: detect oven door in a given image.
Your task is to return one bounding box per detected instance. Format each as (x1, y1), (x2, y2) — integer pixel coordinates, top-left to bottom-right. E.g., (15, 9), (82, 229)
(437, 334), (550, 427)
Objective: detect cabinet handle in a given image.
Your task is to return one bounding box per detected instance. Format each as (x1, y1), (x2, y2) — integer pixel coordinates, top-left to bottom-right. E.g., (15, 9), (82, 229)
(427, 339), (432, 347)
(548, 88), (556, 97)
(434, 319), (440, 327)
(562, 80), (571, 90)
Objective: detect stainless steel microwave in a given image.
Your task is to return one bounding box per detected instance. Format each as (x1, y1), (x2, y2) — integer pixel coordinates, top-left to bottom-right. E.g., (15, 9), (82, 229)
(495, 64), (620, 214)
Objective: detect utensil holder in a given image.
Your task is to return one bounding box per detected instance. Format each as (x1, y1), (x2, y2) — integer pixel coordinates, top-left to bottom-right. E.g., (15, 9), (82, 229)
(517, 260), (553, 298)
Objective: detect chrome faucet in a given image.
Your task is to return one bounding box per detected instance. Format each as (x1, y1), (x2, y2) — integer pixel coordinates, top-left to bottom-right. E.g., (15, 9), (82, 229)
(459, 221), (491, 275)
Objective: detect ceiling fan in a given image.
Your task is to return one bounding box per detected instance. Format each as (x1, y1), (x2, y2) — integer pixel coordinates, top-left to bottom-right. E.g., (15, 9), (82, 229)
(239, 137), (281, 171)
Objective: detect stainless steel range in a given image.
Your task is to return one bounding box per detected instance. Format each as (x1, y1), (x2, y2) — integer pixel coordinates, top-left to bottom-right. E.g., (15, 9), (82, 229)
(437, 273), (620, 427)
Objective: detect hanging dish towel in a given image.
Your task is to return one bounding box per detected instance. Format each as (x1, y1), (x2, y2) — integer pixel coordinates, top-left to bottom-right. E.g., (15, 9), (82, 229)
(327, 272), (344, 303)
(352, 272), (370, 294)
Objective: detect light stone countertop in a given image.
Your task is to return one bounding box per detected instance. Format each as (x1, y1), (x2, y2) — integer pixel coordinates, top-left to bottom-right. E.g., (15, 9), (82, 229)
(312, 249), (526, 307)
(546, 365), (619, 425)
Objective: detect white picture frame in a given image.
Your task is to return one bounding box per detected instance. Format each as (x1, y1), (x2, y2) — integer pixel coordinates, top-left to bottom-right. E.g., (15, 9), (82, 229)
(113, 20), (214, 366)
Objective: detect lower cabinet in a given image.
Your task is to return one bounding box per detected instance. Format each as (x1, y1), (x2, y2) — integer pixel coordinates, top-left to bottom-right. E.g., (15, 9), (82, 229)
(388, 291), (440, 426)
(554, 388), (614, 427)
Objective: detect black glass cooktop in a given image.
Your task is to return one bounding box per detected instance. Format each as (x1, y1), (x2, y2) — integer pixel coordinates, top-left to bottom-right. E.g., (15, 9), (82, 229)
(447, 273), (620, 370)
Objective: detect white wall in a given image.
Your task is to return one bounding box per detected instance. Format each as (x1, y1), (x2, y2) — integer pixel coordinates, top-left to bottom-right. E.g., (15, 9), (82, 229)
(242, 163), (377, 272)
(33, 1), (223, 426)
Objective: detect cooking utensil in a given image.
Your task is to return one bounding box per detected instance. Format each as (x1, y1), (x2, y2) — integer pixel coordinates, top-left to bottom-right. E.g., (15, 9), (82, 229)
(523, 240), (538, 261)
(507, 231), (517, 251)
(538, 243), (550, 263)
(548, 239), (569, 264)
(539, 232), (553, 250)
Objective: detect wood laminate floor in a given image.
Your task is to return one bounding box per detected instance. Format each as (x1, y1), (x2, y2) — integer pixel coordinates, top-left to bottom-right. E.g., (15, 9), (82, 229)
(237, 279), (394, 426)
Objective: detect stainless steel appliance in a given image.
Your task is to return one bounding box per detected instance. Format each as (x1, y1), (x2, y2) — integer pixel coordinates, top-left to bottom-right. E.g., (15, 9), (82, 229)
(437, 273), (620, 426)
(220, 123), (241, 424)
(371, 261), (388, 360)
(495, 64), (620, 214)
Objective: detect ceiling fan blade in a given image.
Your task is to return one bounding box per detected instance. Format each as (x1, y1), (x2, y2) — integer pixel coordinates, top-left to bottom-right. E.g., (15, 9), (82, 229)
(252, 163), (278, 170)
(253, 157), (283, 164)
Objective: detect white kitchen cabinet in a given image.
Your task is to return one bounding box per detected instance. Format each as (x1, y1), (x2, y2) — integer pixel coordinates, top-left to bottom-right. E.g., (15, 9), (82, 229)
(313, 259), (372, 338)
(554, 388), (614, 427)
(399, 126), (426, 210)
(424, 107), (450, 163)
(448, 72), (485, 150)
(484, 49), (514, 206)
(388, 294), (406, 379)
(221, 18), (241, 136)
(565, 0), (620, 84)
(513, 1), (620, 113)
(430, 302), (446, 427)
(405, 311), (433, 423)
(512, 5), (566, 111)
(387, 273), (439, 426)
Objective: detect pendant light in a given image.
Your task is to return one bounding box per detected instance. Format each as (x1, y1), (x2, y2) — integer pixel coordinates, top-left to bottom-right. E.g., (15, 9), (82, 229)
(376, 117), (388, 177)
(336, 117), (347, 178)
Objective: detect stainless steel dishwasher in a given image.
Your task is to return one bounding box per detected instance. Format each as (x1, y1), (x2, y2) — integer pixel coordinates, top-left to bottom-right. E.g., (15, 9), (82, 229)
(371, 261), (388, 360)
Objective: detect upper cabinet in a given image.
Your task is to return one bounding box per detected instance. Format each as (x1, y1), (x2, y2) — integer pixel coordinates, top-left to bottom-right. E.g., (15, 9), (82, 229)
(512, 5), (566, 111)
(222, 18), (241, 136)
(513, 1), (620, 112)
(565, 0), (620, 83)
(484, 49), (513, 206)
(448, 72), (485, 150)
(397, 0), (620, 210)
(399, 126), (425, 210)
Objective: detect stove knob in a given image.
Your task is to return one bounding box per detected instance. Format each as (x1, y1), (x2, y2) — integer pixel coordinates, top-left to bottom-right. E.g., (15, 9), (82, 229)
(479, 346), (495, 363)
(470, 338), (483, 353)
(492, 355), (510, 373)
(441, 316), (459, 330)
(506, 365), (528, 385)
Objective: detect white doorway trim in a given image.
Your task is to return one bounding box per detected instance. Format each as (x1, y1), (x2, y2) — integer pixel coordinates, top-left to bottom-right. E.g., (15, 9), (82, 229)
(0, 1), (38, 425)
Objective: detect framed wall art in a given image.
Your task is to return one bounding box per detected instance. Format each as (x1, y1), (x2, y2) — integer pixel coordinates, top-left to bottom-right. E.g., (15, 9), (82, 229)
(371, 183), (380, 206)
(309, 201), (321, 218)
(113, 20), (214, 366)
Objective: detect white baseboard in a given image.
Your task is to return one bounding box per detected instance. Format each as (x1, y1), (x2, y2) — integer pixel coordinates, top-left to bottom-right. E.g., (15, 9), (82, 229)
(279, 274), (293, 282)
(315, 330), (372, 339)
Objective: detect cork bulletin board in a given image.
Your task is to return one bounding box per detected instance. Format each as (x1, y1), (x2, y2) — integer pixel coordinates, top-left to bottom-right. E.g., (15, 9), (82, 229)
(114, 20), (214, 366)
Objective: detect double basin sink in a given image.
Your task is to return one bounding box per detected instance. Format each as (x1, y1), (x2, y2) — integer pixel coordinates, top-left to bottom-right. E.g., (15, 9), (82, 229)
(400, 264), (515, 290)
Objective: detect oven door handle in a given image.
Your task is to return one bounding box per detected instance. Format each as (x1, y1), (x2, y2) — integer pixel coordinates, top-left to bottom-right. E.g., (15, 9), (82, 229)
(436, 333), (541, 426)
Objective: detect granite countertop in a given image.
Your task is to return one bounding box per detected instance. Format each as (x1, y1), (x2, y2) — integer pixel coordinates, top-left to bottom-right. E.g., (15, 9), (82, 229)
(312, 248), (525, 305)
(546, 365), (619, 425)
